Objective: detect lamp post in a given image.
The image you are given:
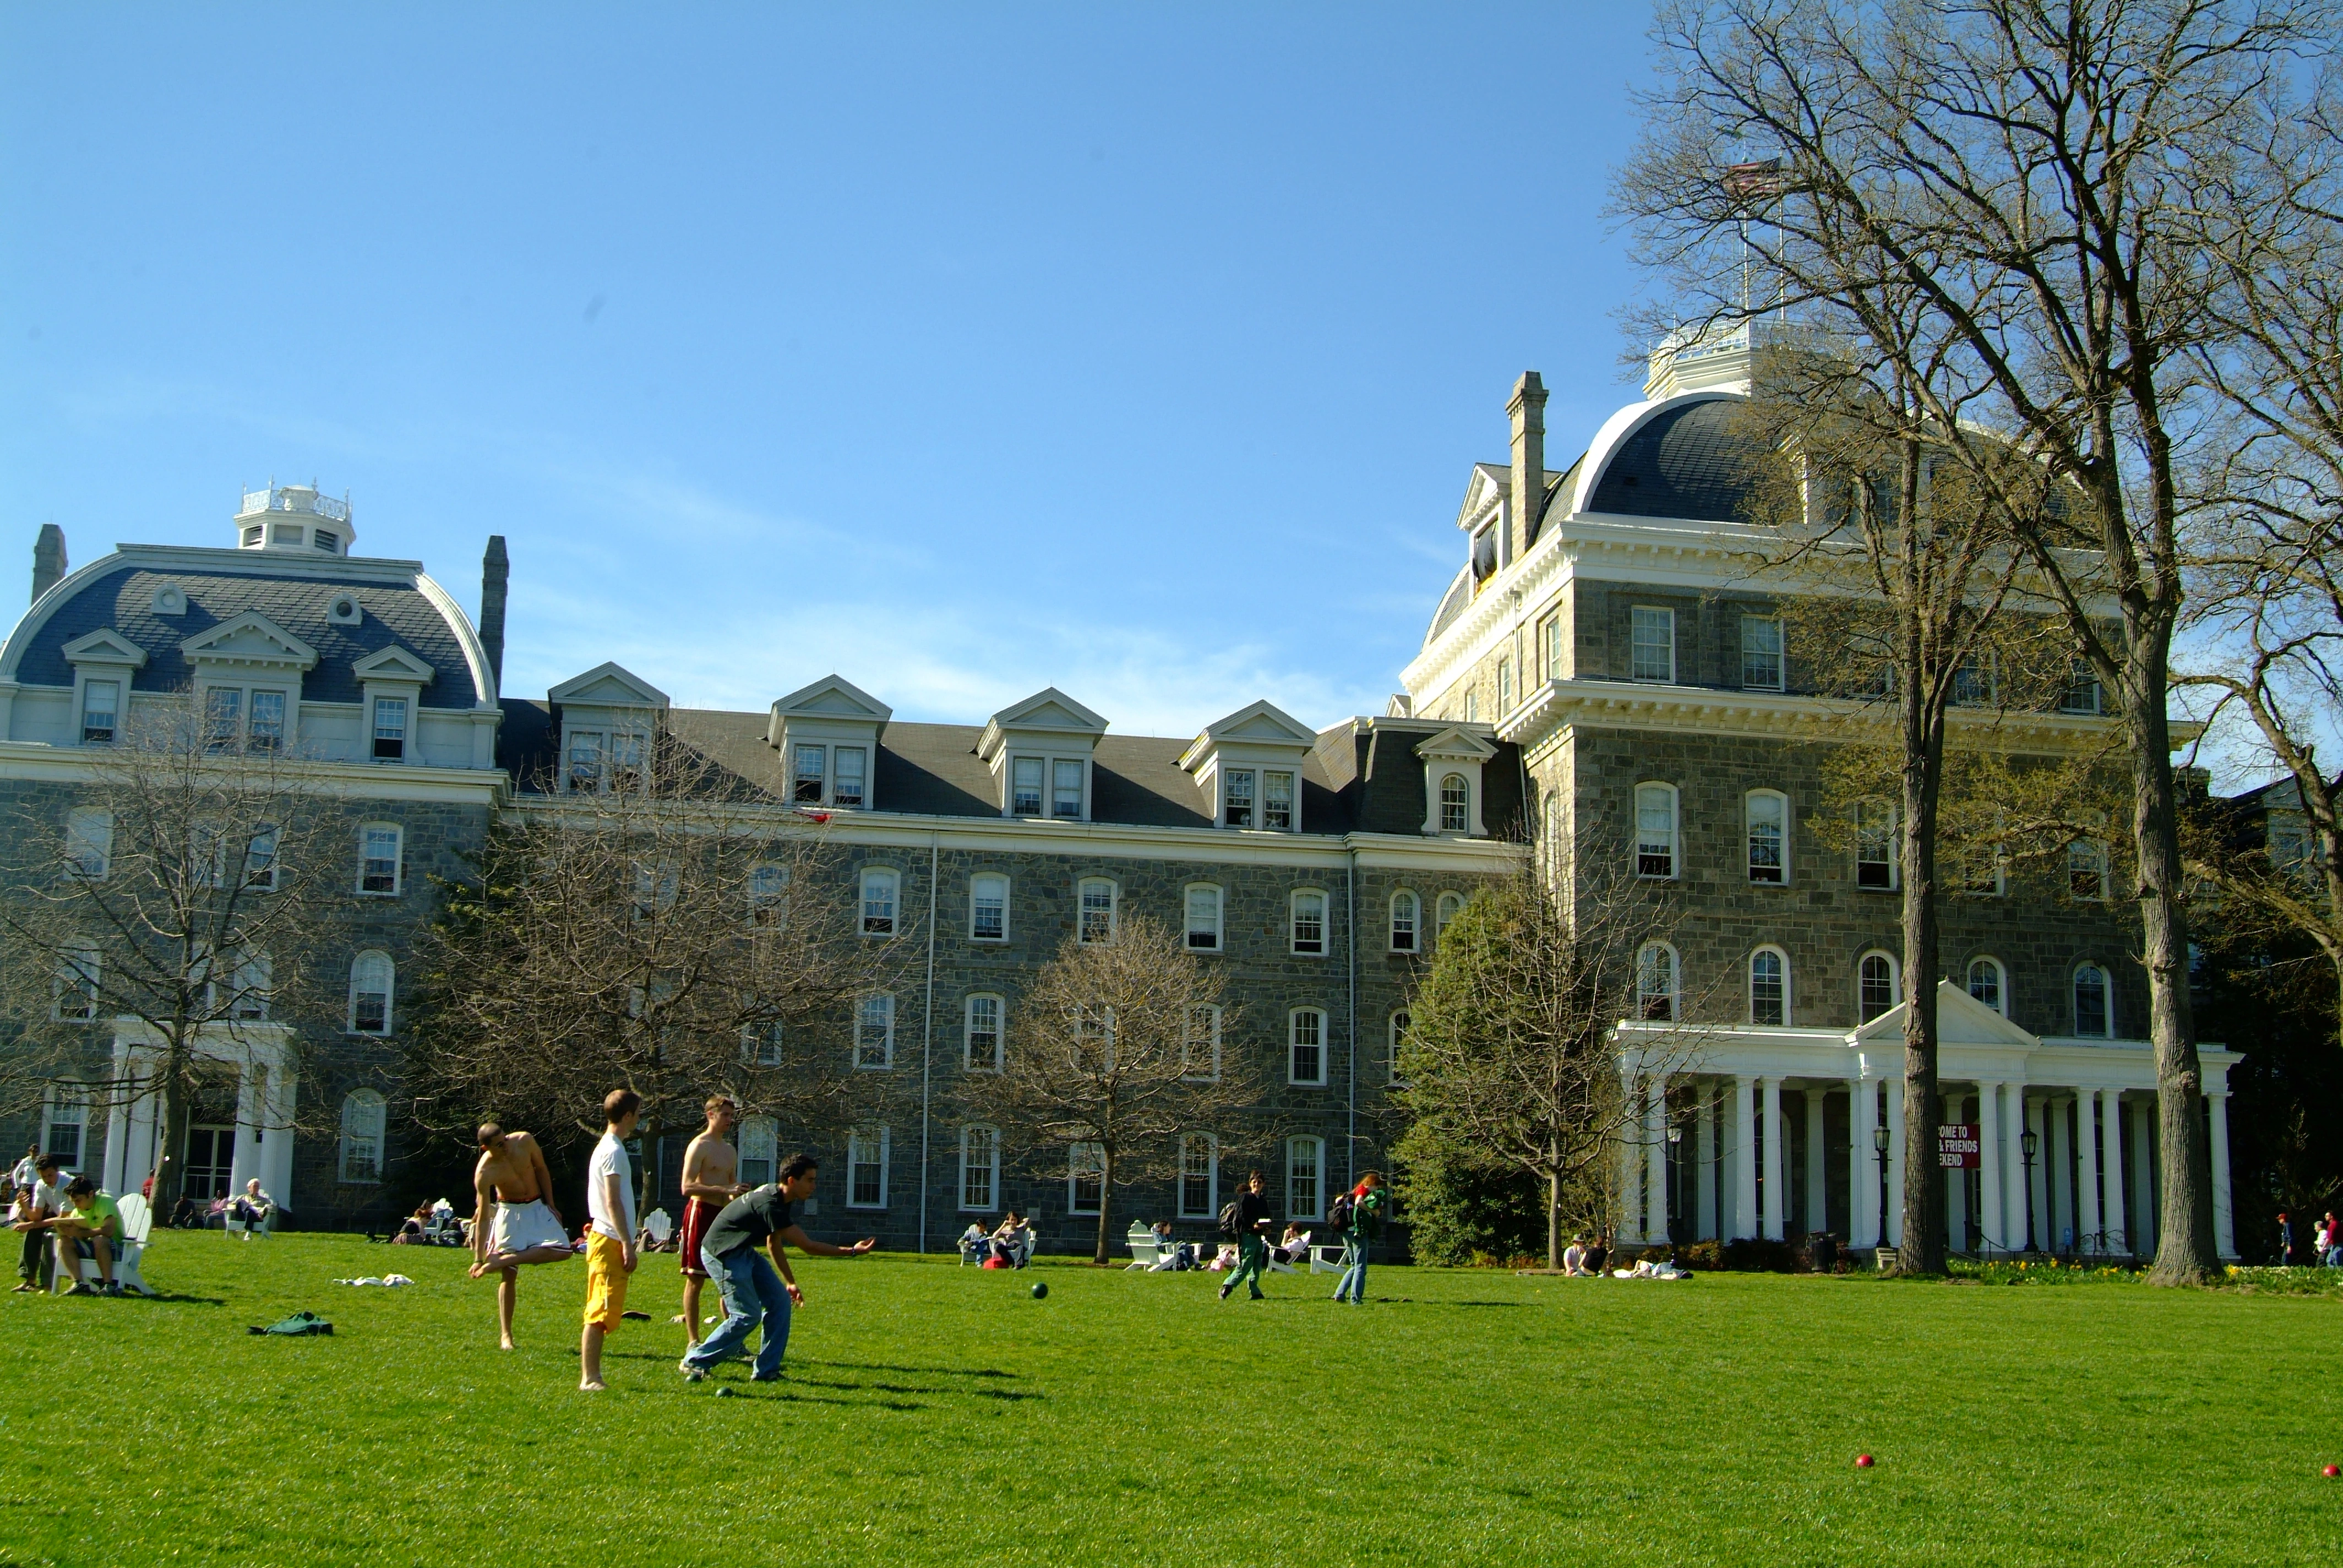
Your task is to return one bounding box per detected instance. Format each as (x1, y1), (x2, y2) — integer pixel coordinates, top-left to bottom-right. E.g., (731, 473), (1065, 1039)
(2019, 1126), (2040, 1254)
(1871, 1124), (1891, 1253)
(1665, 1124), (1682, 1244)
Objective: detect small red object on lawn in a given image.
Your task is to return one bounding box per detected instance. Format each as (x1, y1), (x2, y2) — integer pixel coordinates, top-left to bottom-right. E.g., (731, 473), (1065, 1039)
(2323, 1463), (2339, 1479)
(1855, 1455), (1875, 1469)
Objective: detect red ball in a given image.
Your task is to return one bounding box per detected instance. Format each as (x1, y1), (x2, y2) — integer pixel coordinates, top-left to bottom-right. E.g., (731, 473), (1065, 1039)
(1855, 1455), (1875, 1469)
(2324, 1464), (2340, 1479)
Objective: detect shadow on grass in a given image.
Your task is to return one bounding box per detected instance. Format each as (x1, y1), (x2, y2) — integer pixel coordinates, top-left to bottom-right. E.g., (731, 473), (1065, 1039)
(808, 1360), (1019, 1379)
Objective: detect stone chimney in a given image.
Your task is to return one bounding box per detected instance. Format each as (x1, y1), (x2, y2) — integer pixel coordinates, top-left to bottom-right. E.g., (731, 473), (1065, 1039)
(478, 535), (509, 694)
(1507, 372), (1547, 567)
(31, 524), (66, 605)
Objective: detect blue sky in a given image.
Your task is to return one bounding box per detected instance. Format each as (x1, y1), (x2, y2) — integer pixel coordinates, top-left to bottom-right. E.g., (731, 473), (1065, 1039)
(1, 4), (1660, 736)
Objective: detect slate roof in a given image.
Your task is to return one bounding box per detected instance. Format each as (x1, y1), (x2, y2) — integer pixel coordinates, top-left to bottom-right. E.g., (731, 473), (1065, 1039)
(13, 562), (483, 709)
(500, 701), (1521, 839)
(1585, 398), (1763, 522)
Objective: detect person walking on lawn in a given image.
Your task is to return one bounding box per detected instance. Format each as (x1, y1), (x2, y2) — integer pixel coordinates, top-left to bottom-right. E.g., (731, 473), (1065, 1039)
(680, 1154), (874, 1384)
(1330, 1170), (1386, 1304)
(1218, 1170), (1274, 1302)
(579, 1089), (640, 1392)
(675, 1095), (749, 1352)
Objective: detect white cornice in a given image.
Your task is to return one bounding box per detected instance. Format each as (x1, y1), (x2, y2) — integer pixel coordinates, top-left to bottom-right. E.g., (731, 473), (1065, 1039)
(0, 741), (506, 804)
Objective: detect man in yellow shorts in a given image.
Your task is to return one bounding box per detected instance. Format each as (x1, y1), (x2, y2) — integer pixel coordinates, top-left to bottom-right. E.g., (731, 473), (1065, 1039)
(579, 1088), (640, 1392)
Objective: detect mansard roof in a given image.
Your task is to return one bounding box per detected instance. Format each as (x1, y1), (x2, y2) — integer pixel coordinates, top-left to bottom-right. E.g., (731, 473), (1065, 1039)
(1581, 393), (1762, 522)
(2, 548), (490, 708)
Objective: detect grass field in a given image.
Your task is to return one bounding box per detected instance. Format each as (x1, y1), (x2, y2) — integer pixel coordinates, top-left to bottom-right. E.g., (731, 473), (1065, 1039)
(3, 1234), (2339, 1566)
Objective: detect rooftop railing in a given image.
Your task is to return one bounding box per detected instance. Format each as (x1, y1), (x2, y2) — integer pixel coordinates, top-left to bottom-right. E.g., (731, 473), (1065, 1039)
(238, 486), (351, 522)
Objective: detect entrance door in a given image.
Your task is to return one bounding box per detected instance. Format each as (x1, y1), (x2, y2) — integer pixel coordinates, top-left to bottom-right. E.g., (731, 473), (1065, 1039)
(185, 1126), (235, 1200)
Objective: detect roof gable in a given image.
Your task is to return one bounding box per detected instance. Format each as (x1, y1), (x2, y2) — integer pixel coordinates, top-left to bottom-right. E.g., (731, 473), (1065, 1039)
(1414, 724), (1499, 762)
(770, 673), (893, 724)
(351, 644), (437, 684)
(1854, 979), (2038, 1049)
(548, 661), (669, 710)
(60, 628), (149, 668)
(179, 611), (319, 670)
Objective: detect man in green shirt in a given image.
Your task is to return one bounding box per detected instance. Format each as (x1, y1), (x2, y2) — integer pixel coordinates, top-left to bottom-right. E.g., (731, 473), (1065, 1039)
(53, 1177), (122, 1296)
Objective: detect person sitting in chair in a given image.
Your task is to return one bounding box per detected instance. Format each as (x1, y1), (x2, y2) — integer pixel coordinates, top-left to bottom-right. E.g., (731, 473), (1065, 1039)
(957, 1223), (992, 1264)
(990, 1212), (1034, 1267)
(1270, 1224), (1312, 1266)
(226, 1179), (276, 1235)
(11, 1153), (65, 1293)
(52, 1177), (123, 1295)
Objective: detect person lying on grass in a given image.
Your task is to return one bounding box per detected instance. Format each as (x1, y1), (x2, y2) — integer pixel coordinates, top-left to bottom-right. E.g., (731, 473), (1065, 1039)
(469, 1123), (573, 1351)
(52, 1176), (123, 1295)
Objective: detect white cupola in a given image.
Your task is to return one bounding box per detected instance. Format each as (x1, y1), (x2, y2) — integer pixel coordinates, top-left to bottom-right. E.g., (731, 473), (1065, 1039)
(236, 483), (356, 557)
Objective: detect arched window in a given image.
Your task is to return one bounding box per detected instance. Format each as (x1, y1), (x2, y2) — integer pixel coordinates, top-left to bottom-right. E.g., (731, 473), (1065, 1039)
(1440, 774), (1470, 834)
(1749, 948), (1790, 1026)
(1747, 791), (1790, 884)
(1068, 1142), (1105, 1216)
(338, 1090), (385, 1183)
(958, 1125), (1000, 1212)
(1288, 1008), (1327, 1085)
(1078, 878), (1118, 944)
(1967, 957), (2007, 1016)
(1289, 889), (1327, 955)
(1389, 890), (1420, 952)
(857, 993), (896, 1069)
(52, 941), (100, 1023)
(1179, 1133), (1219, 1218)
(2068, 839), (2109, 901)
(2072, 964), (2111, 1037)
(738, 1116), (778, 1188)
(1637, 943), (1679, 1021)
(859, 868), (900, 935)
(969, 873), (1009, 941)
(1858, 951), (1899, 1022)
(964, 993), (1003, 1072)
(348, 951), (394, 1036)
(1435, 891), (1465, 940)
(1635, 783), (1679, 878)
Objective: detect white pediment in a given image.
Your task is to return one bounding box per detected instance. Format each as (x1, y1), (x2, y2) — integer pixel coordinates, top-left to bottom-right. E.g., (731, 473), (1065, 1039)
(1179, 700), (1317, 771)
(1414, 724), (1499, 762)
(62, 628), (150, 668)
(977, 687), (1109, 764)
(351, 645), (437, 685)
(548, 661), (669, 711)
(770, 673), (893, 725)
(1854, 979), (2039, 1050)
(179, 612), (318, 670)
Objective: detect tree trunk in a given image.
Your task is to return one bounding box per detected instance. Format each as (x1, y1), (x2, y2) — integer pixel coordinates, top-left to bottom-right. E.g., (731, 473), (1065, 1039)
(155, 1068), (190, 1211)
(1895, 699), (1946, 1274)
(1547, 1164), (1563, 1270)
(1092, 1147), (1113, 1266)
(636, 1118), (661, 1229)
(2126, 664), (2220, 1285)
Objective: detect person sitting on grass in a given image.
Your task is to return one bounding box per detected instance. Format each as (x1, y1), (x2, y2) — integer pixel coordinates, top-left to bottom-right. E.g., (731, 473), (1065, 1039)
(11, 1153), (66, 1293)
(52, 1177), (123, 1295)
(393, 1201), (434, 1244)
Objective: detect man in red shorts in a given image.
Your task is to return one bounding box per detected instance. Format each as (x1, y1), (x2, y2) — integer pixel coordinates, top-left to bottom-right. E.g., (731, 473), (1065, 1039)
(677, 1095), (749, 1352)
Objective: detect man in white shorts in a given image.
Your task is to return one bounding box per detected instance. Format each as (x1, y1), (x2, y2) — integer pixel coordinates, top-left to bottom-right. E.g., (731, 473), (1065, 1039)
(470, 1123), (573, 1350)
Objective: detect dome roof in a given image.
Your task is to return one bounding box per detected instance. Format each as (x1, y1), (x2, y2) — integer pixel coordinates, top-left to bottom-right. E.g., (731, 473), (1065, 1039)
(1583, 395), (1764, 524)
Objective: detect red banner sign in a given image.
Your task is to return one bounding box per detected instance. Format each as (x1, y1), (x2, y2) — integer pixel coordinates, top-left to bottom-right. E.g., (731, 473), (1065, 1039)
(1938, 1124), (1981, 1169)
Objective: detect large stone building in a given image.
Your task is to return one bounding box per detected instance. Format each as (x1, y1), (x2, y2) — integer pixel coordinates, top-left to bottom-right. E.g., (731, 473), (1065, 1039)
(0, 330), (2242, 1257)
(1400, 323), (2237, 1259)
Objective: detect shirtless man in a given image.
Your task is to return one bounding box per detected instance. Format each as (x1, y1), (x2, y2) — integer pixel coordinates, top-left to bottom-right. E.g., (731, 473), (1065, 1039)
(470, 1123), (573, 1349)
(676, 1096), (750, 1351)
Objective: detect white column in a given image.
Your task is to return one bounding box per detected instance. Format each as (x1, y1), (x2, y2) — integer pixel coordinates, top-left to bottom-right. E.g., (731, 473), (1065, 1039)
(1645, 1076), (1670, 1244)
(2128, 1096), (2155, 1256)
(1946, 1093), (1969, 1253)
(2210, 1090), (2235, 1259)
(228, 1058), (261, 1197)
(2001, 1085), (2028, 1254)
(1733, 1075), (1758, 1240)
(1976, 1082), (2003, 1254)
(1695, 1088), (1718, 1242)
(1884, 1081), (1907, 1248)
(1803, 1088), (1827, 1235)
(2050, 1096), (2074, 1251)
(1616, 1082), (1643, 1249)
(2100, 1091), (2128, 1256)
(2075, 1088), (2102, 1255)
(1759, 1079), (1785, 1240)
(2026, 1096), (2049, 1253)
(1851, 1077), (1880, 1248)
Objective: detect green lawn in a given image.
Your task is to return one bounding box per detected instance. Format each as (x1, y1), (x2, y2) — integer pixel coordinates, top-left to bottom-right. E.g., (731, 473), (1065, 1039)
(3, 1235), (2337, 1566)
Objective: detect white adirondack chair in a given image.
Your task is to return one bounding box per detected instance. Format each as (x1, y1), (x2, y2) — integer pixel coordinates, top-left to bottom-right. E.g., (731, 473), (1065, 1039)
(1124, 1222), (1162, 1271)
(1265, 1231), (1312, 1274)
(55, 1191), (156, 1297)
(643, 1207), (674, 1248)
(1309, 1243), (1348, 1275)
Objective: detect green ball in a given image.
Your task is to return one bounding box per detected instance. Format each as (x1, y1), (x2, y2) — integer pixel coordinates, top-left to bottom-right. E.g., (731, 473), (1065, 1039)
(1030, 1281), (1049, 1299)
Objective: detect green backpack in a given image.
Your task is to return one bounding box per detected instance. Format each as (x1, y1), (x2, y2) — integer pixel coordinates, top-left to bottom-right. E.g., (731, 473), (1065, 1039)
(250, 1310), (334, 1337)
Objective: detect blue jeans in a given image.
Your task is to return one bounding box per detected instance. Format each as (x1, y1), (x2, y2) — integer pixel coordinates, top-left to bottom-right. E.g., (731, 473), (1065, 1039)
(1332, 1235), (1369, 1302)
(686, 1246), (792, 1378)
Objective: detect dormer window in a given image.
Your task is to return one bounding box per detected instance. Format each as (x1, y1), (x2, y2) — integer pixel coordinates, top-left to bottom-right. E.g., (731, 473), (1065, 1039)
(1051, 760), (1083, 819)
(80, 680), (119, 746)
(1011, 758), (1043, 815)
(570, 731), (606, 791)
(1263, 771), (1295, 831)
(787, 741), (867, 809)
(201, 685), (288, 754)
(833, 748), (867, 809)
(372, 697), (407, 761)
(1224, 770), (1255, 829)
(1440, 774), (1469, 832)
(794, 745), (825, 803)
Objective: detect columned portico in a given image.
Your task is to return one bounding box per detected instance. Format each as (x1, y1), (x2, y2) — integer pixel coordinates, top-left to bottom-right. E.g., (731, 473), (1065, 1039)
(1850, 1074), (1879, 1247)
(1644, 1076), (1669, 1244)
(1802, 1087), (1827, 1235)
(100, 1020), (298, 1210)
(1759, 1077), (1785, 1242)
(1695, 1090), (1718, 1241)
(1976, 1082), (2004, 1252)
(2100, 1090), (2128, 1256)
(1732, 1075), (1758, 1240)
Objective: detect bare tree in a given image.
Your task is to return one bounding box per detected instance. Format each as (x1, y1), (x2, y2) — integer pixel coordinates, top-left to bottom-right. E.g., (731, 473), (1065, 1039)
(955, 912), (1265, 1266)
(1618, 0), (2330, 1283)
(1396, 861), (1704, 1270)
(405, 734), (896, 1215)
(0, 697), (339, 1210)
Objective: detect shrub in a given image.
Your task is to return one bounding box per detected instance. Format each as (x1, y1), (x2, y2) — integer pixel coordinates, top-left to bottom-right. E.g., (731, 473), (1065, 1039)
(1721, 1237), (1798, 1273)
(1393, 1147), (1548, 1267)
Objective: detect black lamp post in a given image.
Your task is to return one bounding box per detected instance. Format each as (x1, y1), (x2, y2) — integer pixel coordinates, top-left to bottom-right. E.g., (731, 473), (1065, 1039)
(1871, 1124), (1890, 1248)
(1665, 1124), (1682, 1243)
(2020, 1126), (2040, 1253)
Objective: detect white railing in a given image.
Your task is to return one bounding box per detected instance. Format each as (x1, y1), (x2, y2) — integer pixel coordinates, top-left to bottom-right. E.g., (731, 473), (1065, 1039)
(238, 487), (351, 522)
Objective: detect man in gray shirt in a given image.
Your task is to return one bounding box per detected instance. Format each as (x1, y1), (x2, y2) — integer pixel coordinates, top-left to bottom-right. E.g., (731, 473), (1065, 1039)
(681, 1152), (874, 1383)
